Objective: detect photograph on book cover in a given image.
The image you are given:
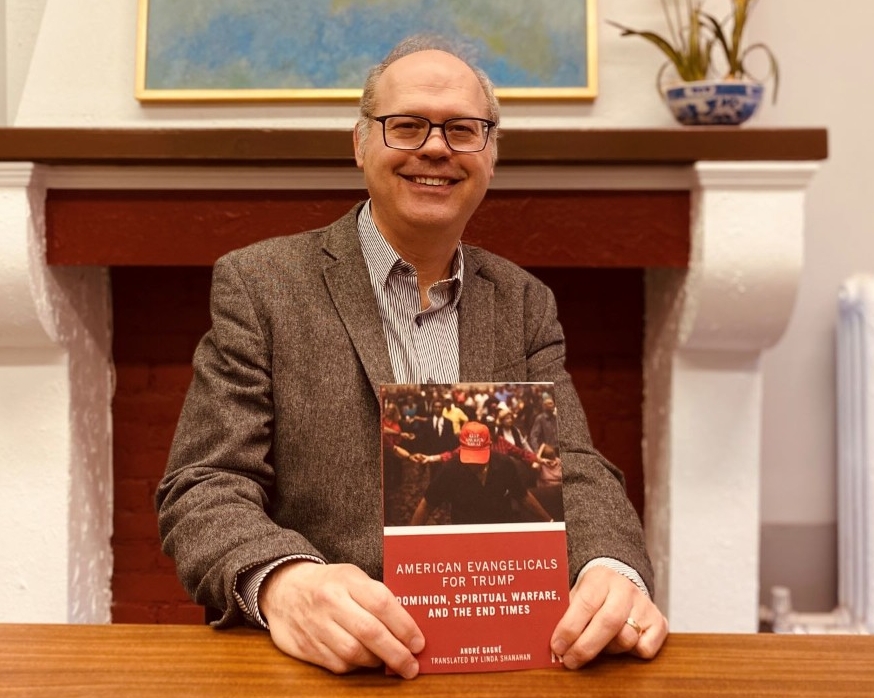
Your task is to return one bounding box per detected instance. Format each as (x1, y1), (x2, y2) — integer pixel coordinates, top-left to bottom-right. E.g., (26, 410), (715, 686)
(381, 382), (570, 674)
(136, 0), (598, 102)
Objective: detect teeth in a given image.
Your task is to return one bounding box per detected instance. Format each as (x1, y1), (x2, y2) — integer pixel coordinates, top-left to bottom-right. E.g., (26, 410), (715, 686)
(413, 176), (451, 186)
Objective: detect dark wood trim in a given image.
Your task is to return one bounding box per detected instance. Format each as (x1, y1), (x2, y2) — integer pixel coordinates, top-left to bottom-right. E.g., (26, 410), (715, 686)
(0, 127), (828, 166)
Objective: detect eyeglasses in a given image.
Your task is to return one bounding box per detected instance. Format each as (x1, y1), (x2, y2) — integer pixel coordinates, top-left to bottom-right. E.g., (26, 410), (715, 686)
(372, 114), (495, 153)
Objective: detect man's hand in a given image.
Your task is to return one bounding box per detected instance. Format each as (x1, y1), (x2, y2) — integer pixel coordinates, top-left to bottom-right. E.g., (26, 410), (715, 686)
(550, 566), (668, 669)
(259, 561), (425, 679)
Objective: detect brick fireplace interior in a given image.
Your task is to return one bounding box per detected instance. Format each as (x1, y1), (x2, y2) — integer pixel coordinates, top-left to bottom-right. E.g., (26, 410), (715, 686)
(44, 185), (688, 623)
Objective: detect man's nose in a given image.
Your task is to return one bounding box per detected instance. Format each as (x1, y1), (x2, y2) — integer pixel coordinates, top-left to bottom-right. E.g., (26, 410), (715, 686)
(420, 125), (451, 152)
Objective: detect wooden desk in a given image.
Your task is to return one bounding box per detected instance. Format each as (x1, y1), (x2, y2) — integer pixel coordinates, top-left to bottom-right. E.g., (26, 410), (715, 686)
(1, 623), (872, 697)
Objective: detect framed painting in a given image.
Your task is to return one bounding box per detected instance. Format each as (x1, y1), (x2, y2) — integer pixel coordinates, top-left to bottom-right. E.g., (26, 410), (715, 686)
(135, 0), (598, 102)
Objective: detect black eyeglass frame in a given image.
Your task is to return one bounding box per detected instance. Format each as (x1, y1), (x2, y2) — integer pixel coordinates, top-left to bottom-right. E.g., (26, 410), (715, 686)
(371, 114), (497, 153)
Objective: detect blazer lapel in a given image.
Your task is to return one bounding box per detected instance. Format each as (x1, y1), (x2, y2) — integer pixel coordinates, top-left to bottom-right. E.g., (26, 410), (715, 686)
(321, 208), (395, 399)
(458, 248), (495, 382)
(321, 213), (497, 390)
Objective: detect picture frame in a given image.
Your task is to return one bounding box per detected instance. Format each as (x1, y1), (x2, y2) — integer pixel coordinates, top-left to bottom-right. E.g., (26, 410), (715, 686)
(135, 0), (598, 102)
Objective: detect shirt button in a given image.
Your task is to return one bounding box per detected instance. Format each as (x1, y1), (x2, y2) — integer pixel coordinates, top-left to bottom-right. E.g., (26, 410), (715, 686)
(415, 316), (423, 327)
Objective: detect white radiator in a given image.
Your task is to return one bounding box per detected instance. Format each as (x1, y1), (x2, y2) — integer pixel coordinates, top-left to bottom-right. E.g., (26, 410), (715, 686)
(765, 276), (874, 634)
(836, 274), (874, 633)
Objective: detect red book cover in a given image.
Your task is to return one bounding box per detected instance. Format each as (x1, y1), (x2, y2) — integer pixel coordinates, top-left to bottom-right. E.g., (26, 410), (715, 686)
(381, 382), (569, 674)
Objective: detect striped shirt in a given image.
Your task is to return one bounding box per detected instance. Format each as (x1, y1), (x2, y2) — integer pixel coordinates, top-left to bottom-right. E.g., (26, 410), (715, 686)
(357, 201), (462, 384)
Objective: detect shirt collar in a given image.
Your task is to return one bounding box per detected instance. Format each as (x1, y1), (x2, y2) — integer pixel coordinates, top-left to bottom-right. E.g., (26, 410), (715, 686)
(357, 200), (465, 307)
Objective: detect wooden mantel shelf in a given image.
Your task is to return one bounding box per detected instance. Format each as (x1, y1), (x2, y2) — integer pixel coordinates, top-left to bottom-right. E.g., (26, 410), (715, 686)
(0, 127), (827, 166)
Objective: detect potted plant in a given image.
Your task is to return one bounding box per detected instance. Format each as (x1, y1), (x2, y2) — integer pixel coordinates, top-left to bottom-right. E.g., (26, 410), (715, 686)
(609, 0), (779, 126)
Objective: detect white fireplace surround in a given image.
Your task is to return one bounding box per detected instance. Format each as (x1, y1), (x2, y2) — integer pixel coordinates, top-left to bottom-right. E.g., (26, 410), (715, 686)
(0, 160), (819, 630)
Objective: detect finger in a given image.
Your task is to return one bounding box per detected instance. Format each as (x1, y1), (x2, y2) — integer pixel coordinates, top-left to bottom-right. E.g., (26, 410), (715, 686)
(299, 628), (382, 675)
(365, 592), (425, 655)
(314, 623), (384, 671)
(551, 583), (623, 668)
(602, 616), (644, 654)
(350, 583), (425, 677)
(628, 612), (670, 660)
(605, 605), (669, 659)
(267, 613), (367, 675)
(549, 578), (604, 660)
(563, 599), (631, 668)
(553, 568), (643, 668)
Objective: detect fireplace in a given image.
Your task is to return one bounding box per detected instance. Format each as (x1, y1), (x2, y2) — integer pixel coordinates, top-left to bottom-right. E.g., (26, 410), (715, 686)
(0, 127), (826, 630)
(49, 185), (687, 623)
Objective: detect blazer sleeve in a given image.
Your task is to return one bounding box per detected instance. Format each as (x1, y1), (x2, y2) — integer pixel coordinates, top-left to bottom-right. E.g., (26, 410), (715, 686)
(519, 276), (655, 594)
(155, 253), (327, 626)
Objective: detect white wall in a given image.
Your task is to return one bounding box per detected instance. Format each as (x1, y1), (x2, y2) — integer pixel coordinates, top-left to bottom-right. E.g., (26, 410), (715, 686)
(752, 2), (874, 611)
(5, 0), (868, 612)
(0, 0), (6, 124)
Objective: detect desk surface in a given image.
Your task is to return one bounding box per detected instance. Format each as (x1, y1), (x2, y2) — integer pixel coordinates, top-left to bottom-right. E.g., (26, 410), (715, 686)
(1, 623), (872, 697)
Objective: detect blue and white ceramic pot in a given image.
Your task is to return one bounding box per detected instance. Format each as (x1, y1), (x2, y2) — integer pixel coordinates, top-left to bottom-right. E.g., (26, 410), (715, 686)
(662, 79), (764, 126)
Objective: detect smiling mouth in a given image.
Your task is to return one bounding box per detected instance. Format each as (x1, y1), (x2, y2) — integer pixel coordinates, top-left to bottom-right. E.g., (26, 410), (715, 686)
(406, 175), (456, 186)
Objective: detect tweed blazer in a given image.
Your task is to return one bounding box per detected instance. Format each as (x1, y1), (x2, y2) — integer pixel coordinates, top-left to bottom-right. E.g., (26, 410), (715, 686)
(156, 204), (653, 626)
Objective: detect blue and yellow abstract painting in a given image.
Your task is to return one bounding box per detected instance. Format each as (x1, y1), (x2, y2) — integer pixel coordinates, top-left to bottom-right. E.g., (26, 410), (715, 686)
(137, 0), (595, 100)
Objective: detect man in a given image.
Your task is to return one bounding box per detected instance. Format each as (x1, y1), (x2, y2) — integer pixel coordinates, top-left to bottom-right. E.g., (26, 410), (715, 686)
(156, 35), (668, 680)
(529, 396), (559, 452)
(441, 395), (470, 435)
(418, 405), (547, 472)
(494, 407), (534, 454)
(410, 421), (551, 525)
(417, 397), (458, 456)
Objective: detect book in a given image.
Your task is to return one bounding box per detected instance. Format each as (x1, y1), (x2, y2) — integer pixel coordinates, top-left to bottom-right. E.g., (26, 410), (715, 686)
(381, 382), (569, 674)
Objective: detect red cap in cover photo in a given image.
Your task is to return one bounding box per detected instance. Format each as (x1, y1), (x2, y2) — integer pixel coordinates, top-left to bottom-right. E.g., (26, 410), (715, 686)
(458, 421), (491, 465)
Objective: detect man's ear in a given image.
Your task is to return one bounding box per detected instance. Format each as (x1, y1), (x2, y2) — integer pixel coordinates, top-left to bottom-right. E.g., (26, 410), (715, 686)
(353, 125), (365, 168)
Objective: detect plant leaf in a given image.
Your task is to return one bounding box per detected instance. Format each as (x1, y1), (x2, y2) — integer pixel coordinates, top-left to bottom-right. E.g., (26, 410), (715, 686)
(700, 11), (737, 76)
(607, 20), (691, 80)
(740, 42), (780, 103)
